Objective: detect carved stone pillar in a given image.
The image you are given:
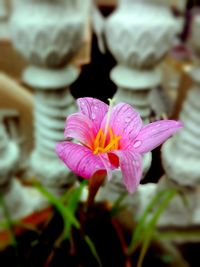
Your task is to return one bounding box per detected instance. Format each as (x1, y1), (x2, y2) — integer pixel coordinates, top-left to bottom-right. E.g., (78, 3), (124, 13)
(0, 123), (47, 221)
(96, 0), (180, 204)
(159, 15), (200, 227)
(105, 0), (178, 121)
(10, 0), (85, 190)
(105, 0), (179, 178)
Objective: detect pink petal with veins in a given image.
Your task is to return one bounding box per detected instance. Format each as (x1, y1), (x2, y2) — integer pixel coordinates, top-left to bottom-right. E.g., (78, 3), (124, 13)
(64, 113), (95, 148)
(98, 154), (115, 180)
(56, 141), (105, 179)
(133, 120), (183, 154)
(113, 150), (142, 193)
(101, 103), (143, 149)
(77, 98), (108, 131)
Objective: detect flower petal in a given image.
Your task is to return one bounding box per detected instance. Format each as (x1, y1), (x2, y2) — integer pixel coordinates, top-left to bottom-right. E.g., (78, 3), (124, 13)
(64, 113), (95, 148)
(98, 154), (114, 180)
(114, 150), (142, 193)
(101, 103), (143, 149)
(56, 141), (105, 179)
(77, 97), (108, 131)
(133, 120), (183, 154)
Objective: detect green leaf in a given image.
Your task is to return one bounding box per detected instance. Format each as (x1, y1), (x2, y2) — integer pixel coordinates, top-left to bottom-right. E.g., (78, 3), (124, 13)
(64, 181), (87, 238)
(110, 192), (128, 216)
(84, 235), (102, 267)
(34, 181), (103, 266)
(136, 189), (177, 267)
(34, 182), (80, 238)
(155, 229), (200, 241)
(128, 189), (171, 254)
(0, 191), (18, 248)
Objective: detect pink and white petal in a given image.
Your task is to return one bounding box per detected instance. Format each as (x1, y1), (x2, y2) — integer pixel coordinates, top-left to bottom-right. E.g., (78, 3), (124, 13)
(99, 153), (116, 181)
(133, 120), (183, 154)
(64, 113), (96, 148)
(56, 141), (105, 179)
(101, 103), (143, 149)
(77, 98), (108, 131)
(114, 150), (142, 194)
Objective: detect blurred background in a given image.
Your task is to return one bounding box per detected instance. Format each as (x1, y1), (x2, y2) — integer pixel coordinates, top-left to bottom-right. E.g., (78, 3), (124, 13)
(1, 0), (200, 266)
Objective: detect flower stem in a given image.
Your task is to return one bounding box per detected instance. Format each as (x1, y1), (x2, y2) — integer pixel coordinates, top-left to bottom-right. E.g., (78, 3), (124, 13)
(87, 172), (106, 206)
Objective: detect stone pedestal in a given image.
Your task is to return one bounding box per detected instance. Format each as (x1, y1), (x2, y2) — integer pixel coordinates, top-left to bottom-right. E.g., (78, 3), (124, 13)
(96, 168), (156, 209)
(105, 0), (179, 179)
(158, 13), (200, 228)
(10, 0), (85, 190)
(105, 0), (179, 118)
(156, 177), (200, 228)
(162, 71), (200, 187)
(111, 66), (162, 122)
(25, 66), (79, 188)
(159, 67), (200, 227)
(0, 124), (47, 222)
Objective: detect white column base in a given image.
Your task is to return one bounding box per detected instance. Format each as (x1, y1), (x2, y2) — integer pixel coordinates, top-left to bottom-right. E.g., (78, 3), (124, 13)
(0, 178), (49, 224)
(162, 138), (200, 187)
(96, 152), (153, 206)
(30, 150), (76, 188)
(23, 65), (79, 189)
(111, 65), (161, 122)
(156, 177), (200, 228)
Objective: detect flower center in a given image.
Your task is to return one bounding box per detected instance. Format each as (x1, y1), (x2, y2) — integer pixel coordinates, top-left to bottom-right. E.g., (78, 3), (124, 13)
(93, 127), (121, 155)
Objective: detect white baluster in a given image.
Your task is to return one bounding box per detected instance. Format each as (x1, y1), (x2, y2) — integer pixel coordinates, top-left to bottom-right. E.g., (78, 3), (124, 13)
(10, 0), (85, 191)
(159, 15), (200, 228)
(0, 123), (47, 222)
(105, 0), (179, 176)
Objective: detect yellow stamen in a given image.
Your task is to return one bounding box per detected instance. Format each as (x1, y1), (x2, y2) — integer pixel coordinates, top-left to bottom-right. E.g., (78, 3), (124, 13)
(93, 126), (121, 155)
(92, 98), (120, 155)
(103, 136), (121, 153)
(94, 128), (103, 149)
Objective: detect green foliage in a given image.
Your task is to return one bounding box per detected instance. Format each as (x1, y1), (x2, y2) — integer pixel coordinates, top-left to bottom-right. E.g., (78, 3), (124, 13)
(110, 191), (128, 216)
(155, 229), (200, 241)
(34, 182), (81, 239)
(85, 235), (102, 267)
(127, 188), (177, 267)
(0, 191), (18, 249)
(35, 181), (102, 266)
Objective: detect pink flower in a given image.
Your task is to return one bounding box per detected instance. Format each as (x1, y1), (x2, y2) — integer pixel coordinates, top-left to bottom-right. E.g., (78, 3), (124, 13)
(56, 97), (182, 193)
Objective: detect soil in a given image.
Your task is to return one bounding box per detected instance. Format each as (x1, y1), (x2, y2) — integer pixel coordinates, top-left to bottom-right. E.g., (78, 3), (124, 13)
(0, 205), (200, 267)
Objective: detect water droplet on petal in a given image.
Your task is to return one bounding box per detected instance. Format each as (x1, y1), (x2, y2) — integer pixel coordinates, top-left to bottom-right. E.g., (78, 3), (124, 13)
(133, 140), (142, 148)
(91, 113), (96, 119)
(125, 117), (131, 123)
(94, 106), (98, 110)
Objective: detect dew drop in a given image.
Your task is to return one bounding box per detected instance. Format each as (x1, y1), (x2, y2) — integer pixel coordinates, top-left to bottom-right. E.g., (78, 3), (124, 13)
(125, 117), (131, 123)
(91, 113), (96, 119)
(94, 106), (98, 110)
(133, 140), (142, 148)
